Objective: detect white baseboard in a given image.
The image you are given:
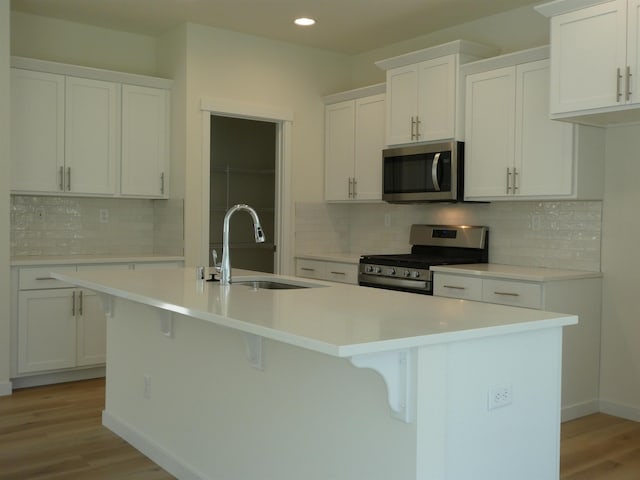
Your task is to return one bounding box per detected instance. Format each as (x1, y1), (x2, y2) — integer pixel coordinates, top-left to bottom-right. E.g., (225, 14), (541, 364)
(102, 410), (208, 480)
(11, 367), (105, 390)
(561, 399), (600, 422)
(0, 380), (13, 396)
(599, 400), (640, 422)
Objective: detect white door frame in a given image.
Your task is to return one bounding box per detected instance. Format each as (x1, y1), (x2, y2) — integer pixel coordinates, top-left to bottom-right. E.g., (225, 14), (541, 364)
(200, 98), (294, 275)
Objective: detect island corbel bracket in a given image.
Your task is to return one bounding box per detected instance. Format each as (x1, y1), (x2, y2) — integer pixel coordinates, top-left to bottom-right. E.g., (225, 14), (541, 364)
(350, 349), (414, 423)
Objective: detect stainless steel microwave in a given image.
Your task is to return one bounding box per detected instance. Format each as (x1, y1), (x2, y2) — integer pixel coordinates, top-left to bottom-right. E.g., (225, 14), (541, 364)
(382, 141), (464, 203)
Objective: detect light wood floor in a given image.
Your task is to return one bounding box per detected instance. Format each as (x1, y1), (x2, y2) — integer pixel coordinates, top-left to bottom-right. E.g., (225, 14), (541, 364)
(2, 379), (640, 479)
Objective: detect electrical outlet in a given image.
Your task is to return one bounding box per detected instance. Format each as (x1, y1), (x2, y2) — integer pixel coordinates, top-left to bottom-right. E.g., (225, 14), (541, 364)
(99, 209), (109, 223)
(35, 207), (45, 222)
(143, 374), (151, 399)
(488, 384), (512, 410)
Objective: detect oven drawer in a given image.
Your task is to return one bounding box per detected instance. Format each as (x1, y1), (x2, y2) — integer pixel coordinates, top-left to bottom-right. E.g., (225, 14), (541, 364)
(433, 274), (482, 301)
(482, 279), (542, 309)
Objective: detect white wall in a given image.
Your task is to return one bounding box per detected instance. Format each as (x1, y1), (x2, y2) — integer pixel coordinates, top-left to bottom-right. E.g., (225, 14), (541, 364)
(179, 24), (352, 265)
(350, 5), (549, 86)
(600, 125), (640, 420)
(1, 0), (12, 395)
(10, 11), (157, 75)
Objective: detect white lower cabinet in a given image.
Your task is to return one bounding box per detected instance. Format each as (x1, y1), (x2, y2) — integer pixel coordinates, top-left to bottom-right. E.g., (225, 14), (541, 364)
(295, 258), (358, 285)
(434, 268), (602, 421)
(13, 260), (183, 378)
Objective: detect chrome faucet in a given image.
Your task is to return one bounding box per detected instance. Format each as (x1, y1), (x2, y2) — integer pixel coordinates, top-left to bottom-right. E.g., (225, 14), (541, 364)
(220, 204), (265, 285)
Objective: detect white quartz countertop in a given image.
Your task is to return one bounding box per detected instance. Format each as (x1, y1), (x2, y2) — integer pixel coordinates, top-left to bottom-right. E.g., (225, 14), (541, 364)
(51, 268), (577, 358)
(11, 254), (184, 266)
(430, 263), (602, 282)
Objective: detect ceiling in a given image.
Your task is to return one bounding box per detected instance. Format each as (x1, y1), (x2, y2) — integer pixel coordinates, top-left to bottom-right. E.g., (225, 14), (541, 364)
(11, 0), (543, 54)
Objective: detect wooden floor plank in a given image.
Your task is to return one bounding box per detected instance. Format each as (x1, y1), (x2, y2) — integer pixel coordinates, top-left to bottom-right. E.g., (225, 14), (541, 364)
(1, 379), (640, 479)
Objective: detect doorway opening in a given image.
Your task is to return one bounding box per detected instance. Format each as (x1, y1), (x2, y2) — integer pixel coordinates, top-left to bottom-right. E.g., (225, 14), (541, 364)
(209, 115), (276, 273)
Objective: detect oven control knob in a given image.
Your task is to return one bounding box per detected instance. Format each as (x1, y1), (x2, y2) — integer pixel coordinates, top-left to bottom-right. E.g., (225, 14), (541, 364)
(374, 267), (382, 274)
(388, 268), (396, 276)
(403, 270), (411, 278)
(411, 271), (420, 279)
(365, 265), (374, 273)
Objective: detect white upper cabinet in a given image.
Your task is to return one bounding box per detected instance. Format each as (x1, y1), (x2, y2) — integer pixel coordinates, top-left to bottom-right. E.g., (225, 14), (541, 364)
(463, 47), (605, 201)
(65, 76), (119, 195)
(536, 0), (640, 124)
(121, 85), (170, 198)
(10, 69), (65, 193)
(376, 40), (499, 146)
(10, 57), (172, 198)
(324, 85), (385, 202)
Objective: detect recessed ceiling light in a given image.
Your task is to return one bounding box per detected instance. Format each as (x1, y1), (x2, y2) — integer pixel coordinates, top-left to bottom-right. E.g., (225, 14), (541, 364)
(294, 17), (316, 26)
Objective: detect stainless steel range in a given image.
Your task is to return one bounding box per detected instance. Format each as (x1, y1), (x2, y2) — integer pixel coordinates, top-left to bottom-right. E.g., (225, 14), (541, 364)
(358, 224), (488, 295)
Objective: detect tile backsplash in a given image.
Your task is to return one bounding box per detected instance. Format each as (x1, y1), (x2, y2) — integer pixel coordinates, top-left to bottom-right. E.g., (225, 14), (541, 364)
(11, 195), (184, 257)
(295, 201), (602, 272)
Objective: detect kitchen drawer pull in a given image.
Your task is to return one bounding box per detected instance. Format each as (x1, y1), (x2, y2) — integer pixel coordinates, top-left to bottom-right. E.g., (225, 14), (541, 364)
(494, 291), (520, 297)
(443, 285), (465, 290)
(300, 267), (315, 272)
(35, 276), (55, 281)
(329, 271), (346, 275)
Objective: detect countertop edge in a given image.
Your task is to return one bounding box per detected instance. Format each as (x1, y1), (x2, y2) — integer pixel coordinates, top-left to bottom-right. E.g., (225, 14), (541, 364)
(12, 255), (185, 266)
(430, 264), (602, 282)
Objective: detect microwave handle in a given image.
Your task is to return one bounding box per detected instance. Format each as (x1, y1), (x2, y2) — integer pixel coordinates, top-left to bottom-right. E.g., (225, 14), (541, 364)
(431, 152), (441, 191)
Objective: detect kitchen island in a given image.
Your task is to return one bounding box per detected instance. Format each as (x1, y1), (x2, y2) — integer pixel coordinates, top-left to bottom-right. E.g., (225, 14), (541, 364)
(52, 267), (577, 480)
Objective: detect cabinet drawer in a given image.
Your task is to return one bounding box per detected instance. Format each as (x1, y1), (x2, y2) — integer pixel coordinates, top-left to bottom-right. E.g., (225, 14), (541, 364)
(19, 266), (77, 290)
(323, 262), (358, 285)
(296, 259), (326, 280)
(482, 279), (542, 309)
(433, 274), (483, 301)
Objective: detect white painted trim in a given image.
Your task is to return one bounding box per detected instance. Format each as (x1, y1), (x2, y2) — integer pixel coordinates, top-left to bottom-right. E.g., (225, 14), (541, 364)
(200, 100), (293, 275)
(11, 367), (105, 390)
(200, 98), (294, 122)
(0, 380), (12, 396)
(534, 0), (609, 18)
(561, 399), (600, 422)
(103, 410), (208, 480)
(599, 399), (640, 422)
(323, 83), (385, 105)
(11, 56), (173, 89)
(460, 46), (550, 77)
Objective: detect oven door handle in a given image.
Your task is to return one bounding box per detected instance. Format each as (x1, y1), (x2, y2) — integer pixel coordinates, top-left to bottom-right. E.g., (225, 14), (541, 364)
(431, 152), (441, 191)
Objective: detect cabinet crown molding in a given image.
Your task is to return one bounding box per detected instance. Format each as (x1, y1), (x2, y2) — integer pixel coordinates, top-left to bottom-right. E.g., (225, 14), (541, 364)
(322, 83), (385, 105)
(11, 56), (173, 90)
(460, 46), (550, 77)
(535, 0), (612, 17)
(375, 39), (499, 71)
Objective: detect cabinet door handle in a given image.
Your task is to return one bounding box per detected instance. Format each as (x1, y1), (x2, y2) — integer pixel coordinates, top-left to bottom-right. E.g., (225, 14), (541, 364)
(79, 290), (83, 316)
(66, 167), (71, 191)
(59, 166), (64, 191)
(160, 172), (165, 195)
(300, 267), (315, 272)
(352, 178), (357, 198)
(71, 291), (76, 316)
(329, 271), (346, 275)
(626, 65), (632, 102)
(513, 167), (519, 193)
(348, 177), (353, 198)
(36, 276), (55, 281)
(494, 291), (520, 297)
(506, 167), (512, 194)
(415, 116), (421, 139)
(443, 285), (465, 290)
(410, 116), (416, 140)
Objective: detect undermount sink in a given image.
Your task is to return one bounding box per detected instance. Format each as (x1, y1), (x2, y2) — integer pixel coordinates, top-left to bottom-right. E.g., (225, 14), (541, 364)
(232, 279), (319, 290)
